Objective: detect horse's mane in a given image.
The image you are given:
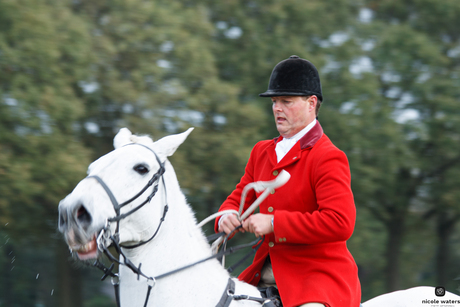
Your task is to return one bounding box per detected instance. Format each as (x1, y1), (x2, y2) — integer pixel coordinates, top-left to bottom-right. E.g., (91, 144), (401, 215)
(128, 134), (154, 145)
(113, 128), (154, 149)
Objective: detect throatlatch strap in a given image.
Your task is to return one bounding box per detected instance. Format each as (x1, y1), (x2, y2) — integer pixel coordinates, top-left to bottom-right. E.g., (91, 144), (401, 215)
(114, 283), (121, 307)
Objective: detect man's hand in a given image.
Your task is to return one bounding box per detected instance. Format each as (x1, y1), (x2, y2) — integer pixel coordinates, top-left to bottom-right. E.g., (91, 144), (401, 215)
(242, 213), (274, 237)
(218, 214), (243, 235)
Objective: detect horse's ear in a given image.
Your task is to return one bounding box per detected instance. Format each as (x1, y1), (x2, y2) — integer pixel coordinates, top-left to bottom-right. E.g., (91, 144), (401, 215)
(114, 128), (133, 149)
(152, 128), (194, 158)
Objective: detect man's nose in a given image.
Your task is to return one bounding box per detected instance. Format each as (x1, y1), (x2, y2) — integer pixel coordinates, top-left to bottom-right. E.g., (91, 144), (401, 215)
(272, 101), (282, 112)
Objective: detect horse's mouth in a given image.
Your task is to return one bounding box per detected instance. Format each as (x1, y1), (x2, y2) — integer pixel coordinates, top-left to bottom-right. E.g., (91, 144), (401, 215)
(69, 235), (98, 260)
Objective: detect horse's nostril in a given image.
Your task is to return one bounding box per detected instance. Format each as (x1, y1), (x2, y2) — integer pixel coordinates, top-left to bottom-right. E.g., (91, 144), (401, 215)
(76, 205), (92, 226)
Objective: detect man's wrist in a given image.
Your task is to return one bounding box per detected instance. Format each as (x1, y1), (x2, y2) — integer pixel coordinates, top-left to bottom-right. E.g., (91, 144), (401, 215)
(218, 213), (229, 229)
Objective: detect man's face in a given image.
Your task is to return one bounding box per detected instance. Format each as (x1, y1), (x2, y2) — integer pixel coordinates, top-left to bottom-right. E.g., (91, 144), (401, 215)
(271, 96), (316, 138)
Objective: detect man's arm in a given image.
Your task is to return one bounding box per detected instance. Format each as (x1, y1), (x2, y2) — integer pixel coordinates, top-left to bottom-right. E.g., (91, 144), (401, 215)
(214, 143), (260, 234)
(273, 149), (356, 244)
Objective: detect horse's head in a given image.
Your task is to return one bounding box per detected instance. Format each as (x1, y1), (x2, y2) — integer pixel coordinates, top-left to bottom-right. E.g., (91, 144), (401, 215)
(58, 128), (193, 260)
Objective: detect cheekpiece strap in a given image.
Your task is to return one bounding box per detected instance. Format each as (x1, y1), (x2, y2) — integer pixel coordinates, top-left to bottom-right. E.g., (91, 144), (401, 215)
(215, 278), (235, 307)
(88, 175), (120, 212)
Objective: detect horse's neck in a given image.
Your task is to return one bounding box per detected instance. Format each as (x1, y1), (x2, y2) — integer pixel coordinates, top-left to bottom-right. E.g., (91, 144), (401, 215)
(120, 216), (231, 306)
(119, 163), (233, 306)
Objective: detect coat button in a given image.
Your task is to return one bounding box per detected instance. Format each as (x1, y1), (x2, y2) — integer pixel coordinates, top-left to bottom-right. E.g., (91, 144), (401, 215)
(272, 170), (279, 176)
(269, 242), (274, 247)
(268, 207), (273, 212)
(270, 189), (275, 194)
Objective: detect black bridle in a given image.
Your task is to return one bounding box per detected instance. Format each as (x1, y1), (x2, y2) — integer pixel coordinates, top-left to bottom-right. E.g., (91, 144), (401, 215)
(85, 143), (268, 307)
(86, 143), (168, 307)
(89, 143), (168, 249)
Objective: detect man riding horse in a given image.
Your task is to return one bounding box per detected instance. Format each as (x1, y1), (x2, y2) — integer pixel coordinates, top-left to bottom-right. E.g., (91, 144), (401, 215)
(216, 55), (362, 307)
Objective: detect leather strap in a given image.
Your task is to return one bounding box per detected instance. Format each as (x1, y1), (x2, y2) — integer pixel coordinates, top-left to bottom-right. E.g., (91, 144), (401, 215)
(216, 278), (235, 307)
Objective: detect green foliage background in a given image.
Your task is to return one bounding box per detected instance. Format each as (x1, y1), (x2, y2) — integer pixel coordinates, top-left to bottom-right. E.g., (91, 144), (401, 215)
(1, 0), (460, 305)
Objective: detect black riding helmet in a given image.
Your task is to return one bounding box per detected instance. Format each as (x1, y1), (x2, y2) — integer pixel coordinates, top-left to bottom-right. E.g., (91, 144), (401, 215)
(259, 55), (323, 102)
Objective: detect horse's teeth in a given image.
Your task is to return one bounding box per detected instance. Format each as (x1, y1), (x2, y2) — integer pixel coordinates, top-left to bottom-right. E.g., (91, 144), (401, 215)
(81, 243), (90, 252)
(71, 242), (91, 253)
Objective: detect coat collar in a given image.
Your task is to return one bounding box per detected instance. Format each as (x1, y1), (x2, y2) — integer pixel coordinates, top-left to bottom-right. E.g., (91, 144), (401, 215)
(273, 121), (324, 150)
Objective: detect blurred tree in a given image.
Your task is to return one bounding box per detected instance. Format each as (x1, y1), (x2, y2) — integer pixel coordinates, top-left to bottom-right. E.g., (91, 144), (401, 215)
(196, 0), (398, 290)
(68, 0), (268, 225)
(308, 0), (460, 295)
(0, 0), (93, 305)
(198, 0), (361, 136)
(198, 0), (460, 296)
(362, 0), (460, 292)
(1, 0), (459, 305)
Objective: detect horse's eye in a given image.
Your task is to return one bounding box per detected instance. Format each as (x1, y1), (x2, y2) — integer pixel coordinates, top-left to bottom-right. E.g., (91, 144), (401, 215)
(133, 164), (149, 175)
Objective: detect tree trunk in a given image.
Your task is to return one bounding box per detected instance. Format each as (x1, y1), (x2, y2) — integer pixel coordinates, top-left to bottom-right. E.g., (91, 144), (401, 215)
(385, 216), (405, 292)
(57, 242), (83, 307)
(436, 212), (456, 286)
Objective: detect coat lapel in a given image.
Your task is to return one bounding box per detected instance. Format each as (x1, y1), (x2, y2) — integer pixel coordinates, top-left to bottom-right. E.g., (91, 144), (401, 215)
(272, 121), (324, 169)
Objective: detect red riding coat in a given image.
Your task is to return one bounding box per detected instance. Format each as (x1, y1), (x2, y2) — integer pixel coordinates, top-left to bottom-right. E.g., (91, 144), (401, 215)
(215, 122), (361, 307)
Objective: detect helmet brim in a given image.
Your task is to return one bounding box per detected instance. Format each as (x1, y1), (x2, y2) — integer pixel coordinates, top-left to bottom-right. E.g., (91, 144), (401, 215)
(259, 90), (323, 101)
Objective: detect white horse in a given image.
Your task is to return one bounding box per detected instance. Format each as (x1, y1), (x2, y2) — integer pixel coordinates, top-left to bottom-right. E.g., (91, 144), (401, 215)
(58, 128), (459, 307)
(58, 128), (263, 307)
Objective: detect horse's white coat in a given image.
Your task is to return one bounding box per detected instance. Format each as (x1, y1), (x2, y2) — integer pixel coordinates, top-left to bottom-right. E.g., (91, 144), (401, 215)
(59, 128), (261, 306)
(59, 128), (460, 307)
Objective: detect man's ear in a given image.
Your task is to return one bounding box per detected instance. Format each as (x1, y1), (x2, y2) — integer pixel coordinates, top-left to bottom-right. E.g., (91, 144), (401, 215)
(307, 95), (317, 112)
